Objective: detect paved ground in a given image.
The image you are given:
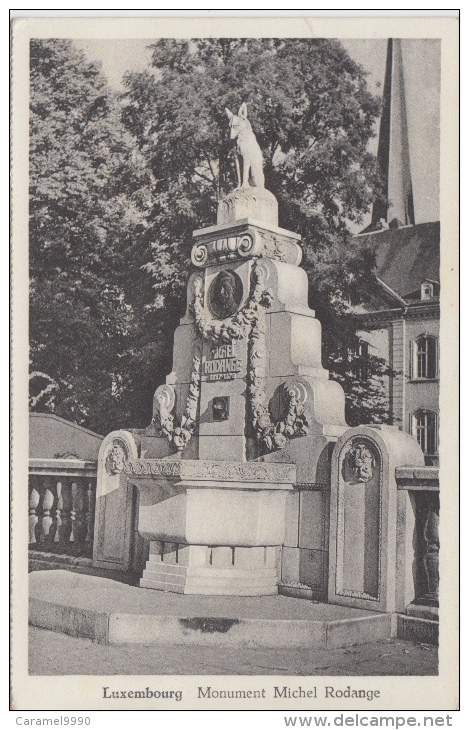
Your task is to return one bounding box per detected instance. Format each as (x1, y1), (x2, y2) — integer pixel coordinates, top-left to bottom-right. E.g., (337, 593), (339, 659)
(29, 627), (438, 676)
(29, 570), (375, 620)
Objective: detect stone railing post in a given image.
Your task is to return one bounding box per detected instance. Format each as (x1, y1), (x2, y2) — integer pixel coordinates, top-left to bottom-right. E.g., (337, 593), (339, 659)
(395, 467), (440, 608)
(422, 496), (439, 603)
(92, 430), (139, 572)
(328, 425), (425, 614)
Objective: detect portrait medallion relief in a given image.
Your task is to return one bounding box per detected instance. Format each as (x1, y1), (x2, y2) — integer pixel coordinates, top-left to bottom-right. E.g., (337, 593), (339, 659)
(208, 269), (243, 320)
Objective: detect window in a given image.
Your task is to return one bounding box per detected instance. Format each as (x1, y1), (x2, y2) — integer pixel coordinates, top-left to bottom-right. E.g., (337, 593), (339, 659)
(355, 340), (370, 381)
(412, 335), (437, 379)
(347, 340), (371, 381)
(421, 282), (434, 300)
(412, 409), (438, 460)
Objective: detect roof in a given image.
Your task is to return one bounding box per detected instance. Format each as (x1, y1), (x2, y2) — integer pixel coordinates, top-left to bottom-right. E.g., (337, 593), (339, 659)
(29, 412), (103, 460)
(356, 221), (440, 301)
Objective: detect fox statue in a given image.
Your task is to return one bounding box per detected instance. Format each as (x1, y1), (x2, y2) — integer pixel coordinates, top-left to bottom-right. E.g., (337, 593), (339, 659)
(225, 102), (265, 189)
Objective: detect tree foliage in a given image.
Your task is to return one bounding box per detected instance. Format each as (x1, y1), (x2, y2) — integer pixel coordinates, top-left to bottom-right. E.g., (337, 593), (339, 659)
(30, 38), (392, 432)
(121, 38), (390, 425)
(29, 39), (159, 434)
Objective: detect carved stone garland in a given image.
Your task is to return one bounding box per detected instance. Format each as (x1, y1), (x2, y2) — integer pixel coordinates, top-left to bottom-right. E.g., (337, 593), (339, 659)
(247, 279), (308, 452)
(152, 341), (202, 451)
(194, 261), (308, 453)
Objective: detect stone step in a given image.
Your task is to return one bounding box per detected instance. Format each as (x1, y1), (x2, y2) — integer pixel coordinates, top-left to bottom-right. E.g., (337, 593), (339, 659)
(142, 564), (277, 591)
(396, 614), (439, 645)
(29, 570), (397, 648)
(142, 569), (187, 586)
(190, 567), (277, 578)
(185, 574), (277, 588)
(144, 561), (188, 575)
(183, 585), (278, 597)
(140, 578), (186, 594)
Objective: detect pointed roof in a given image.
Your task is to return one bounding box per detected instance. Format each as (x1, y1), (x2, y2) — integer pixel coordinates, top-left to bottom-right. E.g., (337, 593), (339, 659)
(357, 221), (440, 303)
(368, 38), (415, 231)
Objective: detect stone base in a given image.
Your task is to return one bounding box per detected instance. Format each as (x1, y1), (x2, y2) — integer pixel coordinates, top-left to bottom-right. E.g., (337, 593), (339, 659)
(278, 582), (317, 601)
(406, 602), (439, 621)
(396, 614), (439, 646)
(30, 570), (394, 649)
(217, 187), (278, 226)
(141, 562), (278, 596)
(140, 543), (280, 596)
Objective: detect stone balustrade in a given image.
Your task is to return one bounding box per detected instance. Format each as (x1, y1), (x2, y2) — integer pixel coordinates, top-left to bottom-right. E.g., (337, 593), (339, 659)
(396, 466), (439, 607)
(28, 458), (97, 558)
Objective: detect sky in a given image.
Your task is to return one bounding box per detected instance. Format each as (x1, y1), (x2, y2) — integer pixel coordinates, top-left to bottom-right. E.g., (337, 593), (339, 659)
(74, 37), (440, 226)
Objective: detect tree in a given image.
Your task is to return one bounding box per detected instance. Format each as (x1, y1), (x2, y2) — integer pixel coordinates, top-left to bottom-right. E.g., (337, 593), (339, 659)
(121, 38), (391, 424)
(29, 39), (159, 434)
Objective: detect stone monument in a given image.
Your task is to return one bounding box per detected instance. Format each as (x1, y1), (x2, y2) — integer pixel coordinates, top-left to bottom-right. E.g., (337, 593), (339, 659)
(94, 102), (348, 595)
(93, 103), (430, 610)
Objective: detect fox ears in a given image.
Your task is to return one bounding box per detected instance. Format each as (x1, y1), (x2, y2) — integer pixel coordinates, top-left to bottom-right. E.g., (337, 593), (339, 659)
(225, 102), (248, 120)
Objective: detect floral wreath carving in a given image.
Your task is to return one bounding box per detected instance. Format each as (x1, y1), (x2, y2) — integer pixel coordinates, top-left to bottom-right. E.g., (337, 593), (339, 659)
(193, 261), (308, 453)
(152, 341), (202, 451)
(193, 262), (273, 343)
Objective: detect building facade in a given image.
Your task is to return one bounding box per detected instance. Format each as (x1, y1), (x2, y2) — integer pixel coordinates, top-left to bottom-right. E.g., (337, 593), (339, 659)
(354, 223), (440, 464)
(353, 40), (440, 465)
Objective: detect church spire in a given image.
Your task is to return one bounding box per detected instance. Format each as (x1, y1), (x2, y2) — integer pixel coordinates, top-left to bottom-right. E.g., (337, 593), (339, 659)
(371, 38), (415, 229)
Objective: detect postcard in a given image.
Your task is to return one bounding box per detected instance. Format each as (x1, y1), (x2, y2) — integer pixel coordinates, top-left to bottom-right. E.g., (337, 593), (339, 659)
(11, 14), (459, 712)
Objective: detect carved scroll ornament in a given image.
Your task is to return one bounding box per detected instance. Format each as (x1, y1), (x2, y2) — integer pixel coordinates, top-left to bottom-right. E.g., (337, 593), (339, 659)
(152, 342), (202, 452)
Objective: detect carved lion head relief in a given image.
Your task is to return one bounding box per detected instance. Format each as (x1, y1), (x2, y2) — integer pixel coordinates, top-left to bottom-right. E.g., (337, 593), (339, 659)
(105, 441), (126, 475)
(347, 442), (376, 483)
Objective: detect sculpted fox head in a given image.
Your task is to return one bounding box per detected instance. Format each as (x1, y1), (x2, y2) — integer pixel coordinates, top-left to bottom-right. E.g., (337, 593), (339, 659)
(225, 102), (251, 140)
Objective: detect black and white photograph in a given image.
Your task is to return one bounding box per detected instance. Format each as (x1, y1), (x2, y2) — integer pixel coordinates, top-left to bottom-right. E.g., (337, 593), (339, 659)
(10, 14), (459, 713)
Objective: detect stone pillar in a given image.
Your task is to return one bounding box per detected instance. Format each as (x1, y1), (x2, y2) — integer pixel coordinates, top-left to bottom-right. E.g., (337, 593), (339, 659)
(328, 425), (424, 613)
(92, 430), (139, 571)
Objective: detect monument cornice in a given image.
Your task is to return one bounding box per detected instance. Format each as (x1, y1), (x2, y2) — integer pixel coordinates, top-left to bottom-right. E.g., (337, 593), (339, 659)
(124, 458), (297, 484)
(191, 219), (302, 268)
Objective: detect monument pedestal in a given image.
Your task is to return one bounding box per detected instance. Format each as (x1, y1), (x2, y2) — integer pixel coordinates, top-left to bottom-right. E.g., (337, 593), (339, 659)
(95, 187), (347, 596)
(125, 458), (294, 596)
(141, 544), (280, 596)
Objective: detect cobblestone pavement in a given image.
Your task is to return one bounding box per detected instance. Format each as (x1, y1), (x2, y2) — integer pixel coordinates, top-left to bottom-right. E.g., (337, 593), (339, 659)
(29, 627), (438, 676)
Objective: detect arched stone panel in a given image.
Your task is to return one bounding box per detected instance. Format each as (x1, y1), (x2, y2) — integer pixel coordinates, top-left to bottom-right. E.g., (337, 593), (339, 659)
(92, 430), (139, 571)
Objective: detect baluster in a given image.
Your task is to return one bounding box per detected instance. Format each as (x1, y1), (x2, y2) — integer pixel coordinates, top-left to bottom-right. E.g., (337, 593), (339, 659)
(423, 496), (439, 604)
(28, 476), (40, 544)
(49, 479), (60, 543)
(73, 479), (87, 550)
(59, 480), (73, 546)
(40, 476), (54, 544)
(70, 481), (78, 545)
(34, 477), (46, 543)
(54, 482), (63, 543)
(85, 480), (94, 544)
